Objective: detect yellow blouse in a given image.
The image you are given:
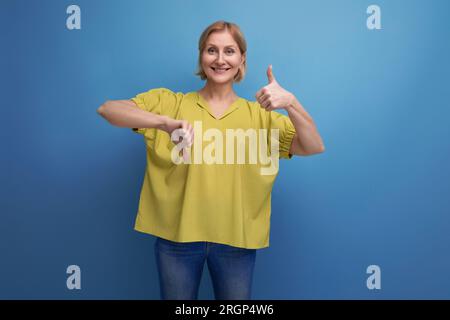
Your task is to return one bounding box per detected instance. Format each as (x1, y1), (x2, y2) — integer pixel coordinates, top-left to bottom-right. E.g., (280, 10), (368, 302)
(130, 87), (296, 249)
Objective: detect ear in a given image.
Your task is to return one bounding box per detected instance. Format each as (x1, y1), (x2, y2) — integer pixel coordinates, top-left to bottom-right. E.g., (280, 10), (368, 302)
(241, 54), (246, 65)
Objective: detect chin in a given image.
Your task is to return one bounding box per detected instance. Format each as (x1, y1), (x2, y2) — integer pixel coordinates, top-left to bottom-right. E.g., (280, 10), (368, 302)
(209, 77), (233, 84)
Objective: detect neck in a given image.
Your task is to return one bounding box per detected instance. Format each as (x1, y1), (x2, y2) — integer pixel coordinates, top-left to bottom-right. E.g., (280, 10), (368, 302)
(198, 81), (237, 101)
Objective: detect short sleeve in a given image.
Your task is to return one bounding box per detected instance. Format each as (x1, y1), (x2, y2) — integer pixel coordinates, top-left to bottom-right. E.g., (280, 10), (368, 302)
(254, 101), (296, 159)
(130, 87), (181, 136)
(269, 111), (296, 159)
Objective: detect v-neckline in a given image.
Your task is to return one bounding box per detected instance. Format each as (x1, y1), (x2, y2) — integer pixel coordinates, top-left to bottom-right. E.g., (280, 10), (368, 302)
(196, 92), (242, 120)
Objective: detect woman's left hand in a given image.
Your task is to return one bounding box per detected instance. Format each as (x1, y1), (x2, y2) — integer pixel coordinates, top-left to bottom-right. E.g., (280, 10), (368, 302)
(255, 65), (294, 111)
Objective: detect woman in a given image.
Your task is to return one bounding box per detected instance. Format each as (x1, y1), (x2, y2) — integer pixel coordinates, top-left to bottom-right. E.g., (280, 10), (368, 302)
(97, 20), (325, 300)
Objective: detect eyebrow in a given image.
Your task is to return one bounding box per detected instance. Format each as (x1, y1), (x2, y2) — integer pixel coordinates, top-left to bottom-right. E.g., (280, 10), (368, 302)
(206, 43), (237, 49)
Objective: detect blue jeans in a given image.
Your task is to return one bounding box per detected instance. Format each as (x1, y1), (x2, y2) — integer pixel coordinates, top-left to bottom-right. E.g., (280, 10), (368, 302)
(154, 237), (257, 300)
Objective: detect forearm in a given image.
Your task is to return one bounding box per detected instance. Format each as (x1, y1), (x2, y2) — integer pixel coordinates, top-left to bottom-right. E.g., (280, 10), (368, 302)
(98, 101), (167, 130)
(286, 94), (325, 153)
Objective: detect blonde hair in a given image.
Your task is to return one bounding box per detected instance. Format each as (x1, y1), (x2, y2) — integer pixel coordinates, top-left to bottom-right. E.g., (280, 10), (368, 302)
(195, 20), (247, 83)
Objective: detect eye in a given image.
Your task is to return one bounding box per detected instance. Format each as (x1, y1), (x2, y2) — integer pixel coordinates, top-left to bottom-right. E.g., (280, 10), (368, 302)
(207, 47), (235, 54)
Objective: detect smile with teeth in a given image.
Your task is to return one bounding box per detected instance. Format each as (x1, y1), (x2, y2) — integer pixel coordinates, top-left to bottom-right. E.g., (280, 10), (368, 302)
(211, 67), (231, 74)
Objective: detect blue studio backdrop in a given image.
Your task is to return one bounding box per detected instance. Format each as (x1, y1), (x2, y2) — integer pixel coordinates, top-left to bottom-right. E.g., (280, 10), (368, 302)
(1, 0), (450, 299)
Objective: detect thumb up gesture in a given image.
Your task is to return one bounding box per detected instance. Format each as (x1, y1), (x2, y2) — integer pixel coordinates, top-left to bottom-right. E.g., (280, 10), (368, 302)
(255, 65), (294, 111)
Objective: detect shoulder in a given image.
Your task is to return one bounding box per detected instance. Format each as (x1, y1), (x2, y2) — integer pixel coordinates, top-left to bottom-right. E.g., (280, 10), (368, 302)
(239, 97), (260, 111)
(135, 87), (187, 106)
(240, 98), (269, 118)
(144, 87), (184, 98)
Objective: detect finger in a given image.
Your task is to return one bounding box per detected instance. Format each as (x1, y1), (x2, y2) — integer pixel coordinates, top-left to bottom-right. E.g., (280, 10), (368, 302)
(181, 120), (189, 131)
(267, 64), (275, 84)
(185, 129), (194, 146)
(189, 127), (194, 145)
(258, 93), (271, 105)
(261, 99), (271, 109)
(180, 121), (192, 142)
(182, 146), (191, 162)
(258, 99), (267, 109)
(182, 121), (193, 139)
(176, 119), (184, 130)
(179, 126), (194, 146)
(255, 87), (267, 100)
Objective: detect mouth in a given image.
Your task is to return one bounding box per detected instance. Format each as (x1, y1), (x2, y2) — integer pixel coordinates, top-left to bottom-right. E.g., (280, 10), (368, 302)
(211, 67), (231, 74)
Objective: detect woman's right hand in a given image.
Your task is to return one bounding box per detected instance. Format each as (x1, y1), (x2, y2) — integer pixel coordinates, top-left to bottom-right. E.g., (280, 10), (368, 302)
(161, 116), (194, 161)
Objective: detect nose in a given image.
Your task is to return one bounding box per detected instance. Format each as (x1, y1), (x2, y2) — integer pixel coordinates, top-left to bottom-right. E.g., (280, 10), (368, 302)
(216, 52), (225, 64)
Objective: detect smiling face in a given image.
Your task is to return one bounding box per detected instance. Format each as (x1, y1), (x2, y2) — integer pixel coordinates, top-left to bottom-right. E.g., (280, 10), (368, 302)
(200, 30), (245, 84)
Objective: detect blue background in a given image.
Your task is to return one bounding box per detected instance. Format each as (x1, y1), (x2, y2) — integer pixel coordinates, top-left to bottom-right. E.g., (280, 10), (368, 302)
(1, 0), (450, 299)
